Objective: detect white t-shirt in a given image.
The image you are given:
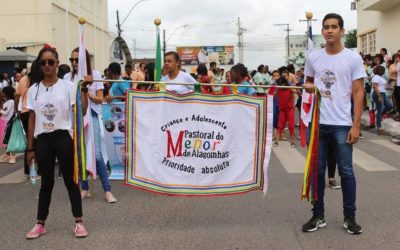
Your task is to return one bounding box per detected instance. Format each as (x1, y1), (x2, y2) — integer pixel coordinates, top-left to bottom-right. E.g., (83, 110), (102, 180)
(372, 75), (387, 93)
(26, 79), (76, 138)
(161, 71), (196, 94)
(304, 48), (367, 126)
(63, 70), (104, 114)
(0, 99), (14, 121)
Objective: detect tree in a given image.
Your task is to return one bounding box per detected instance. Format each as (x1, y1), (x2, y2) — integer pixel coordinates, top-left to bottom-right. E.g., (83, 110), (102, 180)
(345, 29), (357, 49)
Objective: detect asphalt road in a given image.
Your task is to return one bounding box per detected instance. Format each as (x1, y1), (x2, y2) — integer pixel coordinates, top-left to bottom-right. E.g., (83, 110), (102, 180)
(0, 129), (399, 250)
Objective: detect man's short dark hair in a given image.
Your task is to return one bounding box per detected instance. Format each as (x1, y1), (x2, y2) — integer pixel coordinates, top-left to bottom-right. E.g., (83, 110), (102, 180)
(257, 64), (264, 72)
(108, 62), (121, 75)
(210, 62), (217, 68)
(125, 64), (132, 70)
(322, 13), (344, 29)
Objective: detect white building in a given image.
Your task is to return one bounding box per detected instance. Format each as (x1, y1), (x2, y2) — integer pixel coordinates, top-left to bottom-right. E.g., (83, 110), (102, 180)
(0, 0), (111, 71)
(355, 0), (400, 55)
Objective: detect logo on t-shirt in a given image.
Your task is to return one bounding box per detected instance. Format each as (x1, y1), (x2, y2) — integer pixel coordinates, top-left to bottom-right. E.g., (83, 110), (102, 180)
(319, 70), (337, 100)
(40, 102), (58, 131)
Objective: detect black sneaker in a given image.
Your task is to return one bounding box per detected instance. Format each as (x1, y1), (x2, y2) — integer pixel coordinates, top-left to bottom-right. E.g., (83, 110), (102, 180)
(344, 217), (362, 234)
(302, 214), (326, 232)
(328, 180), (341, 189)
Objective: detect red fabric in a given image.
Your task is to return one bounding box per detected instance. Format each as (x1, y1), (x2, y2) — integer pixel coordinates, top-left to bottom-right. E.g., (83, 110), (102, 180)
(369, 110), (375, 126)
(199, 75), (212, 94)
(277, 108), (295, 136)
(300, 121), (307, 148)
(277, 89), (294, 109)
(222, 86), (231, 94)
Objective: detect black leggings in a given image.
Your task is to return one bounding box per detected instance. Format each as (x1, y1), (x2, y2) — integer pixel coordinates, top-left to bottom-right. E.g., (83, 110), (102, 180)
(35, 130), (82, 221)
(20, 112), (30, 175)
(327, 141), (336, 179)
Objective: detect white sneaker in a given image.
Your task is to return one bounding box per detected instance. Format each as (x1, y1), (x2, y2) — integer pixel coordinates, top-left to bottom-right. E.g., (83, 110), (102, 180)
(8, 155), (16, 164)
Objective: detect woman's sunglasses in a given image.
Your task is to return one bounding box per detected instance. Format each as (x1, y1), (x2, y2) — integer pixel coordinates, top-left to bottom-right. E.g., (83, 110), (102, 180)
(69, 58), (79, 63)
(40, 59), (56, 67)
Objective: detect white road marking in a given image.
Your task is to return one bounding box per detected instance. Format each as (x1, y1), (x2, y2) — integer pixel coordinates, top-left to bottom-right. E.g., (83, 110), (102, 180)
(0, 168), (26, 184)
(370, 139), (400, 154)
(353, 148), (398, 172)
(272, 142), (305, 173)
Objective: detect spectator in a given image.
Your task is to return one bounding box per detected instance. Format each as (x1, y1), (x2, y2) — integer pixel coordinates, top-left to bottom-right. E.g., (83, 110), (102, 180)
(0, 86), (16, 163)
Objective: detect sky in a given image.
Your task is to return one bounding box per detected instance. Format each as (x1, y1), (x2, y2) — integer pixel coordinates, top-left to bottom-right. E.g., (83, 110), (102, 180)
(108, 0), (358, 70)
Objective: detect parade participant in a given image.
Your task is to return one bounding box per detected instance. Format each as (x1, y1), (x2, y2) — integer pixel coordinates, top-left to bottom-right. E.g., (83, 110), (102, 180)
(196, 64), (212, 94)
(122, 64), (132, 80)
(221, 70), (232, 94)
(64, 48), (117, 203)
(15, 60), (41, 174)
(106, 62), (131, 102)
(253, 64), (266, 95)
(161, 51), (195, 94)
(230, 63), (254, 96)
(303, 13), (366, 234)
(273, 76), (296, 147)
(271, 70), (280, 140)
(208, 62), (217, 84)
(372, 65), (393, 132)
(57, 64), (71, 79)
(389, 53), (400, 117)
(25, 47), (89, 239)
(0, 86), (16, 163)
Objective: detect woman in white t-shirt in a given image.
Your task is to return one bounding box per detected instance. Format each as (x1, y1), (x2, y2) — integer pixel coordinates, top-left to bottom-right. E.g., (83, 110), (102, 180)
(0, 86), (16, 163)
(161, 51), (196, 94)
(372, 65), (394, 132)
(64, 47), (116, 203)
(25, 47), (89, 239)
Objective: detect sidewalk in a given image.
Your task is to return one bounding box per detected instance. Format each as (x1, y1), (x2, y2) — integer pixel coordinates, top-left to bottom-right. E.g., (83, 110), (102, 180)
(361, 111), (400, 136)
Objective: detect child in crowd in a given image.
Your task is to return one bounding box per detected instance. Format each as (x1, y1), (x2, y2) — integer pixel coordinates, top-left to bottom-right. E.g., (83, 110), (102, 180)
(0, 86), (16, 163)
(372, 65), (393, 132)
(274, 76), (296, 147)
(270, 70), (280, 141)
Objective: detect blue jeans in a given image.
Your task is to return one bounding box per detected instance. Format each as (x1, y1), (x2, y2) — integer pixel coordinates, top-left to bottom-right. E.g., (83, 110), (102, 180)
(309, 124), (357, 217)
(373, 92), (393, 128)
(81, 110), (111, 192)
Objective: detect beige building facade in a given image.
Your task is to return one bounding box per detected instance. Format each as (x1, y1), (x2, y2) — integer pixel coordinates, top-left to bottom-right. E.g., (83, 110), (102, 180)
(356, 0), (400, 56)
(0, 0), (110, 71)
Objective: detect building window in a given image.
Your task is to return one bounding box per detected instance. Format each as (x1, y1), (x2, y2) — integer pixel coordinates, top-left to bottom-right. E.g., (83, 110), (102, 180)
(360, 35), (368, 54)
(368, 32), (376, 54)
(360, 31), (376, 54)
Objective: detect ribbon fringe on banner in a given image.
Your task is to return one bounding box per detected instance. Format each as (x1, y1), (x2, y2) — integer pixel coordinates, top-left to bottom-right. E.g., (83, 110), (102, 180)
(301, 89), (321, 202)
(125, 91), (272, 196)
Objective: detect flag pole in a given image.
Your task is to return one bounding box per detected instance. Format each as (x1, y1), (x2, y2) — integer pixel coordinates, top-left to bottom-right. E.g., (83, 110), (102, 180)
(154, 18), (162, 82)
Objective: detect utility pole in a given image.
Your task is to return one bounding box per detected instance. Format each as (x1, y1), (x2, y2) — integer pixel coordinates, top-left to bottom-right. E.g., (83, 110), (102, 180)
(116, 10), (122, 38)
(237, 17), (245, 63)
(163, 29), (166, 56)
(274, 23), (291, 64)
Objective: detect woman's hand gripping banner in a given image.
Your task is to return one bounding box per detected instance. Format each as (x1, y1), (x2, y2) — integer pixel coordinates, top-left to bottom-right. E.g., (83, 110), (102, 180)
(125, 91), (273, 196)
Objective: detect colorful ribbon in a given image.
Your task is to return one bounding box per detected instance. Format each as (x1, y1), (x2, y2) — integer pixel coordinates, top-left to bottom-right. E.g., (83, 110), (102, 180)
(73, 81), (87, 184)
(301, 89), (320, 202)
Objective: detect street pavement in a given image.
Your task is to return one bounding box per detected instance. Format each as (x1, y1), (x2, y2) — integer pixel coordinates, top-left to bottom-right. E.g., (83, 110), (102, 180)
(0, 129), (399, 250)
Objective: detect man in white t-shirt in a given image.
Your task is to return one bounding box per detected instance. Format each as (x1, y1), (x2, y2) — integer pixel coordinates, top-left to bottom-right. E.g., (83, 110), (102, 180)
(302, 13), (366, 235)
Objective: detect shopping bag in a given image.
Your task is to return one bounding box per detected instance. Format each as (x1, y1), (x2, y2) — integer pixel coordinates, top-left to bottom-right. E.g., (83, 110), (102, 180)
(6, 118), (27, 153)
(2, 114), (16, 144)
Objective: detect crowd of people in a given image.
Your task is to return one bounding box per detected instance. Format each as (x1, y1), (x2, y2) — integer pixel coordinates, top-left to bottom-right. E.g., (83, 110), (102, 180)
(0, 11), (399, 240)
